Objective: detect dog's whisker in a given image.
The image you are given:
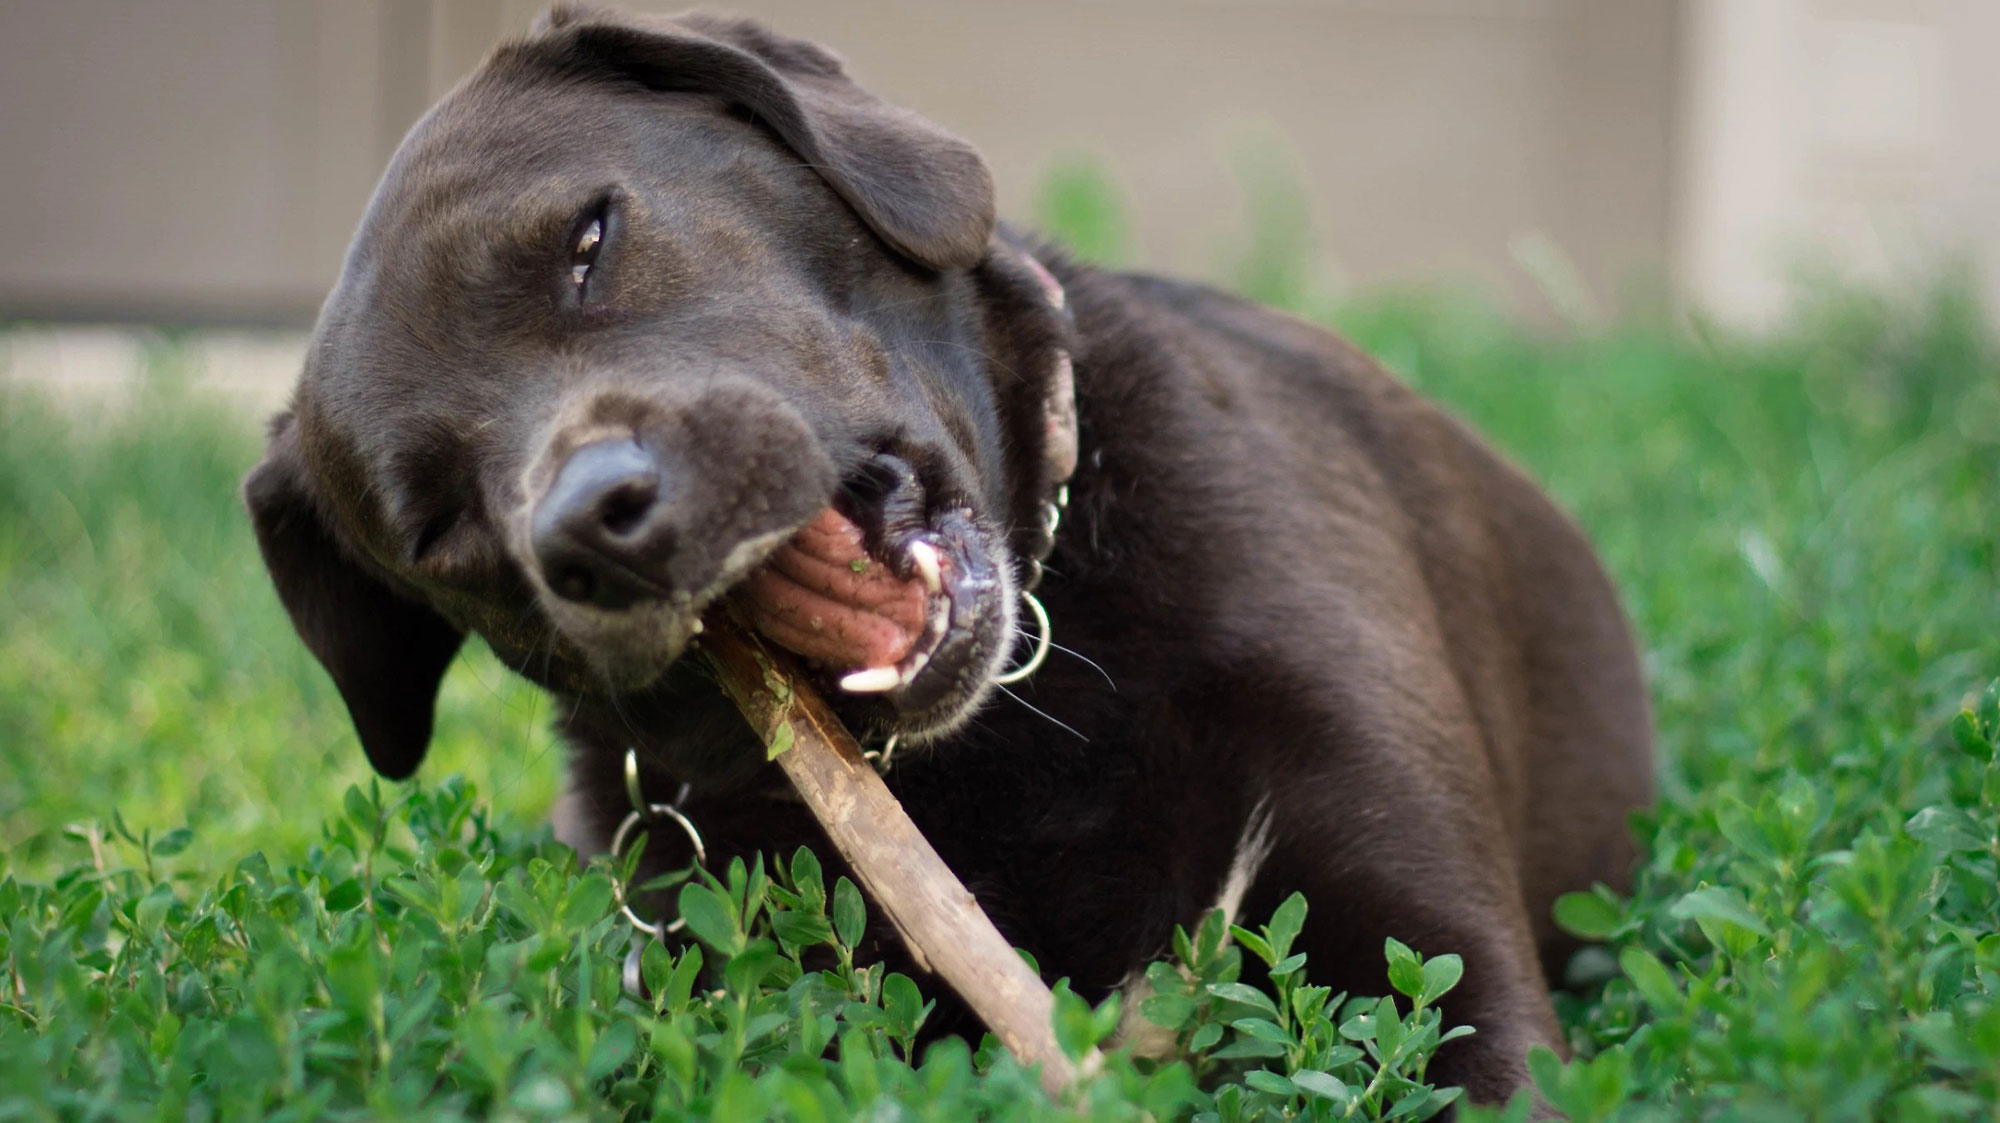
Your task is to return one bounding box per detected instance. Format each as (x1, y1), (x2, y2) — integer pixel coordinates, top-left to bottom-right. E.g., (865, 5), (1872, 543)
(993, 683), (1088, 743)
(1011, 628), (1116, 690)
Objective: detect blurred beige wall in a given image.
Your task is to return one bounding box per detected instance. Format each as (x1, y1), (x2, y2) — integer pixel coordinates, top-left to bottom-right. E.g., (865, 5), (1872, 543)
(1678, 0), (2000, 326)
(0, 0), (1990, 332)
(0, 0), (1675, 326)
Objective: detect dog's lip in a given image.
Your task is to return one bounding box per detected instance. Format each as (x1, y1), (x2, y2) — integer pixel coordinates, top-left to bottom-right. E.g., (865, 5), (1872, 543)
(733, 503), (1003, 721)
(833, 507), (1006, 724)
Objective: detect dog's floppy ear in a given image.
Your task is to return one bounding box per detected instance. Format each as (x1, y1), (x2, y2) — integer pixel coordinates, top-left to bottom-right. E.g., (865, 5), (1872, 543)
(242, 413), (462, 780)
(529, 7), (996, 270)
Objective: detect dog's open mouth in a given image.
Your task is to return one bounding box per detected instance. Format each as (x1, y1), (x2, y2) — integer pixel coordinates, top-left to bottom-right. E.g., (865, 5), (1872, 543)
(733, 460), (1009, 729)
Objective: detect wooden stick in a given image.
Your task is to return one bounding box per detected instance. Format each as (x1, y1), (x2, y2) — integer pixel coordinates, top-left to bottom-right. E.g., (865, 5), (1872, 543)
(702, 617), (1087, 1098)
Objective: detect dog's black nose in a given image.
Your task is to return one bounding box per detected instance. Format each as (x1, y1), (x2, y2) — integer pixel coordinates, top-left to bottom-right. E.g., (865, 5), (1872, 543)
(530, 439), (670, 609)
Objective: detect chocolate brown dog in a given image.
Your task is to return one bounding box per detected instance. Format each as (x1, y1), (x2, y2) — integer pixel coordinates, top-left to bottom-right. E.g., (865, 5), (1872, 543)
(243, 4), (1653, 1104)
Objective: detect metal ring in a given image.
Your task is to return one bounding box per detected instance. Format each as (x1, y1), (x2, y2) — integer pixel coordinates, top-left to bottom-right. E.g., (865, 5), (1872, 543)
(863, 731), (902, 772)
(609, 801), (707, 938)
(992, 589), (1052, 685)
(623, 749), (648, 816)
(622, 941), (648, 998)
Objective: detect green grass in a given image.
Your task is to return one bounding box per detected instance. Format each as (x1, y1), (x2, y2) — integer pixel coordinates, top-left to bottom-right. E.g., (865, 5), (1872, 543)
(3, 259), (1999, 1118)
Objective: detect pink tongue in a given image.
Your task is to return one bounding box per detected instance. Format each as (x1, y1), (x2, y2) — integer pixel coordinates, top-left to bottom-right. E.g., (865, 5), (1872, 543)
(740, 507), (928, 671)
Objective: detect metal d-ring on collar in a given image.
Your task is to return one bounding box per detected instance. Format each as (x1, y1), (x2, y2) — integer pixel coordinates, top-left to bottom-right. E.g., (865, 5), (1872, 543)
(611, 748), (707, 940)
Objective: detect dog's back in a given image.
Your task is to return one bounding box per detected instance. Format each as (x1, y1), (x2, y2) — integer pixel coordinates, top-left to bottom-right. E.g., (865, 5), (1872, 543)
(1088, 268), (1653, 958)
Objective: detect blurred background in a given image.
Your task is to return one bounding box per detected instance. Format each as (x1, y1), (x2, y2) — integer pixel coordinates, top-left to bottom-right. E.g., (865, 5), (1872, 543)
(3, 0), (1998, 400)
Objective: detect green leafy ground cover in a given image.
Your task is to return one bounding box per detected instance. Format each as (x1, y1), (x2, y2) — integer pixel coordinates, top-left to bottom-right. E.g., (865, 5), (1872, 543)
(4, 261), (1999, 1118)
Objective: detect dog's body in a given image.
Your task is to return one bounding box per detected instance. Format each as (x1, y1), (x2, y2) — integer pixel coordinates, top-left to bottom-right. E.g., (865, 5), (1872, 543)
(245, 6), (1652, 1104)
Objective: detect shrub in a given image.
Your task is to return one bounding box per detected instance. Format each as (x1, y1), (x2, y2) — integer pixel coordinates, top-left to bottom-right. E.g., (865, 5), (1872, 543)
(0, 777), (1469, 1119)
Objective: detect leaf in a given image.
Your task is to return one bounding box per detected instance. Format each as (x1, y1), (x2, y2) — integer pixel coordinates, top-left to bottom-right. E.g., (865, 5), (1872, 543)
(1951, 710), (1991, 760)
(1188, 1021), (1225, 1052)
(1268, 892), (1307, 961)
(1387, 1087), (1440, 1119)
(1229, 1016), (1292, 1044)
(789, 847), (825, 904)
(586, 1019), (637, 1082)
(1525, 1043), (1567, 1107)
(723, 941), (786, 994)
(560, 873), (616, 932)
(1290, 1069), (1352, 1106)
(1552, 890), (1621, 940)
(1372, 995), (1404, 1063)
(1385, 937), (1423, 998)
(150, 827), (194, 858)
(1412, 1087), (1463, 1120)
(1141, 992), (1197, 1030)
(650, 1021), (697, 1089)
(1243, 1070), (1298, 1097)
(1419, 954), (1464, 1005)
(771, 909), (834, 953)
(342, 786), (375, 832)
(665, 943), (702, 1012)
(675, 882), (740, 954)
(1209, 1038), (1287, 1060)
(766, 721), (796, 760)
(1618, 946), (1681, 1011)
(1206, 982), (1279, 1017)
(321, 878), (364, 913)
(1714, 799), (1777, 862)
(882, 972), (928, 1038)
(1668, 885), (1771, 938)
(1052, 984), (1098, 1061)
(832, 877), (866, 950)
(1231, 925), (1275, 967)
(1193, 908), (1230, 971)
(134, 885), (175, 937)
(1320, 1043), (1365, 1069)
(1906, 806), (1987, 853)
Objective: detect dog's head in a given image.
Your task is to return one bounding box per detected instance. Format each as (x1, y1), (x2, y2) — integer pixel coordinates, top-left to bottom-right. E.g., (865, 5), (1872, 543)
(244, 5), (1076, 778)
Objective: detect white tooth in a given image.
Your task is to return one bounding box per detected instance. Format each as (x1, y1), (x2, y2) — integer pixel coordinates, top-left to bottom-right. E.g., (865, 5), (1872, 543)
(690, 618), (705, 635)
(908, 540), (943, 594)
(839, 666), (902, 693)
(898, 650), (930, 685)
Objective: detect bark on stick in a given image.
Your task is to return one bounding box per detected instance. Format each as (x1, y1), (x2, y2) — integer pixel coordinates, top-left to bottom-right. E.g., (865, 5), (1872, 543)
(701, 617), (1086, 1099)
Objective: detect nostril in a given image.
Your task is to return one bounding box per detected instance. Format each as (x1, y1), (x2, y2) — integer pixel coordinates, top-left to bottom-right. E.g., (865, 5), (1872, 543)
(550, 563), (598, 604)
(597, 478), (657, 537)
(531, 438), (669, 610)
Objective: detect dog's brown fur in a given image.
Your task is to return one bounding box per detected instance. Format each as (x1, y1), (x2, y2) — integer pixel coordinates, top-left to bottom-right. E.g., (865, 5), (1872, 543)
(243, 6), (1654, 1104)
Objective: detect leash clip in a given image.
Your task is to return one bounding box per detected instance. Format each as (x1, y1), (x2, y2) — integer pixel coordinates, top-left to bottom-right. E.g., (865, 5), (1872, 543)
(863, 731), (902, 773)
(611, 749), (706, 941)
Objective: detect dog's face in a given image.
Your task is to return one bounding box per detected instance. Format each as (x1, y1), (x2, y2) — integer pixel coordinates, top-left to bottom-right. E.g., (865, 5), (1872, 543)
(244, 7), (1075, 778)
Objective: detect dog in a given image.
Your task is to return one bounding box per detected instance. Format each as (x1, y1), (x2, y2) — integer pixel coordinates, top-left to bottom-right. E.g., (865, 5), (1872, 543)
(243, 4), (1653, 1104)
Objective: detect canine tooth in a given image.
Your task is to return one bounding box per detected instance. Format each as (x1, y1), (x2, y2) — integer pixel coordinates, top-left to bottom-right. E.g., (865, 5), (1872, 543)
(690, 618), (704, 635)
(840, 666), (902, 693)
(907, 540), (943, 594)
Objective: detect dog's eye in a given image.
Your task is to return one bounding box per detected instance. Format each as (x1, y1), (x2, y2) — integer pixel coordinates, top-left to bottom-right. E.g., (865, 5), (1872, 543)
(571, 217), (604, 290)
